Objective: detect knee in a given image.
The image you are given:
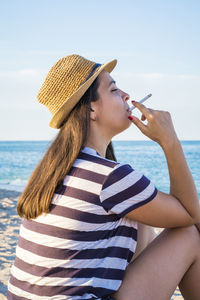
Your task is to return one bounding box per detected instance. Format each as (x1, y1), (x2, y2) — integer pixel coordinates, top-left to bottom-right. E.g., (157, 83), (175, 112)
(168, 225), (200, 247)
(186, 225), (200, 243)
(179, 224), (199, 237)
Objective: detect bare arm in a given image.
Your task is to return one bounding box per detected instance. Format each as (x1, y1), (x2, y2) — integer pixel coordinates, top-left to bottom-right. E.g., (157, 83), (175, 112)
(161, 138), (199, 220)
(126, 102), (200, 227)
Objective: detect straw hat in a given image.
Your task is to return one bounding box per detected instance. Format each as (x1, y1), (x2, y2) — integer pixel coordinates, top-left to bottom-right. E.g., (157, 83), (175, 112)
(37, 54), (117, 128)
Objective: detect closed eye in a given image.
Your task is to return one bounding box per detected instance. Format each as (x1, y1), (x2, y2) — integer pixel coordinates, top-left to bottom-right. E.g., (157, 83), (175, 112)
(111, 89), (118, 92)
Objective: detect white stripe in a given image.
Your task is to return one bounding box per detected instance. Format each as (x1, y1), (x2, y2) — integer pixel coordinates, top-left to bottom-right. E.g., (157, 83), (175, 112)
(32, 212), (117, 231)
(20, 225), (68, 248)
(112, 182), (156, 215)
(100, 167), (143, 200)
(63, 175), (102, 195)
(19, 222), (137, 252)
(20, 218), (122, 244)
(16, 244), (127, 270)
(8, 281), (76, 299)
(73, 158), (112, 175)
(51, 194), (106, 215)
(11, 265), (121, 290)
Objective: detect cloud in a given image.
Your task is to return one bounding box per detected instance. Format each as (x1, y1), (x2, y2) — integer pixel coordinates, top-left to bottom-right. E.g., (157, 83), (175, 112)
(0, 69), (46, 82)
(114, 71), (200, 102)
(2, 68), (199, 83)
(115, 71), (200, 80)
(27, 50), (66, 56)
(0, 69), (48, 109)
(0, 69), (199, 140)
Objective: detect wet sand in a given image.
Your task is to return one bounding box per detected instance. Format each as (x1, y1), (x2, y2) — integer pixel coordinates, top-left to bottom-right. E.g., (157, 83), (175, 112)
(0, 189), (183, 299)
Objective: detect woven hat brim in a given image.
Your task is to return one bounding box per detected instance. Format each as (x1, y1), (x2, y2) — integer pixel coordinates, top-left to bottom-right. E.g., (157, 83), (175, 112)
(49, 59), (117, 128)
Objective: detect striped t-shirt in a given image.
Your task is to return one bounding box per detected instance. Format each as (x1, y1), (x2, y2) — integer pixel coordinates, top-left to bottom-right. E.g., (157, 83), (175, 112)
(8, 146), (157, 300)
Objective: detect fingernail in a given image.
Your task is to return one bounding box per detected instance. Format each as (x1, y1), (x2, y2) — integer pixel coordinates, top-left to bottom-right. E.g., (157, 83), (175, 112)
(131, 100), (136, 104)
(128, 116), (133, 121)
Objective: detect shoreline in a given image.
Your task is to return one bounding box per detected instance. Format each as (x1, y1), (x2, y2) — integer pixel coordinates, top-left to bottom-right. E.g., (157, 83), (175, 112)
(0, 188), (183, 299)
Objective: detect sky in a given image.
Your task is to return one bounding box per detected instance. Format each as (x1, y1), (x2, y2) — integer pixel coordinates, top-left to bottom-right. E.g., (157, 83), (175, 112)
(0, 0), (200, 141)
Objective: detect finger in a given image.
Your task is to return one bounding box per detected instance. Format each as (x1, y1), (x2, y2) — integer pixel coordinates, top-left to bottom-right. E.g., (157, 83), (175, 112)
(129, 116), (147, 134)
(131, 101), (151, 119)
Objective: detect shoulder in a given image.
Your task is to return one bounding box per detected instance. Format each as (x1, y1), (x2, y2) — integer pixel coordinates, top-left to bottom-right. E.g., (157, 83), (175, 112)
(102, 163), (141, 190)
(100, 163), (157, 217)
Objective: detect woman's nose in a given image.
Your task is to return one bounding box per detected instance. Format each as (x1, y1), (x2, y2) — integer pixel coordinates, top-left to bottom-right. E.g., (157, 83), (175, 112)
(123, 91), (130, 102)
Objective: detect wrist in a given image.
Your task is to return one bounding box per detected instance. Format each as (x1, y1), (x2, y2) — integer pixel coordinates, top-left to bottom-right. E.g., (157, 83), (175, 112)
(159, 135), (180, 151)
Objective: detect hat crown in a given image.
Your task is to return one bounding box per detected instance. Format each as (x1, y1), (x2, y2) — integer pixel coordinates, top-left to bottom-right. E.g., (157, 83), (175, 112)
(37, 54), (97, 115)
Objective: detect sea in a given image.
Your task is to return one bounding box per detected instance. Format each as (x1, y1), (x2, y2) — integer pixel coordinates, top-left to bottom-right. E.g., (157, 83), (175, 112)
(0, 140), (199, 197)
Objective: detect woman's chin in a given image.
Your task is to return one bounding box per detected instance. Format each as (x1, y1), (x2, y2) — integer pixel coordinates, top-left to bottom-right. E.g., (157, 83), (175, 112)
(116, 122), (131, 135)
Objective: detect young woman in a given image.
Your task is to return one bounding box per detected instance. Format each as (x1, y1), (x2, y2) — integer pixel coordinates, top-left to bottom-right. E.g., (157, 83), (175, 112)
(8, 54), (200, 299)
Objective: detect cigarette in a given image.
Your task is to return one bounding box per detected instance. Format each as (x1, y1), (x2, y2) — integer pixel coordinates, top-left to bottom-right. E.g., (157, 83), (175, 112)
(129, 94), (152, 111)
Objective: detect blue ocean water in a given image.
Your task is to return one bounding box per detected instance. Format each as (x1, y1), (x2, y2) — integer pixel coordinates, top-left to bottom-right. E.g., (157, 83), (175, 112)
(0, 140), (199, 197)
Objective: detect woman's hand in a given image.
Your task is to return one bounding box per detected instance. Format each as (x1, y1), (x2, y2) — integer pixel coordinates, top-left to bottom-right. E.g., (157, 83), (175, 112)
(129, 101), (178, 148)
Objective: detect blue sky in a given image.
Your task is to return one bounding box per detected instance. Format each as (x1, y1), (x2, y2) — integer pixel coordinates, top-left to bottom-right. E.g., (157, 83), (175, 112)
(0, 0), (200, 140)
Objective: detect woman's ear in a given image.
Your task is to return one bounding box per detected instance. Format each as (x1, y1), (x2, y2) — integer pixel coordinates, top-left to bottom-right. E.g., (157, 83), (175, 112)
(90, 106), (97, 121)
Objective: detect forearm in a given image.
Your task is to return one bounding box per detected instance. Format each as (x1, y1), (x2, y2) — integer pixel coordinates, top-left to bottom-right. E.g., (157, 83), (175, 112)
(162, 138), (200, 221)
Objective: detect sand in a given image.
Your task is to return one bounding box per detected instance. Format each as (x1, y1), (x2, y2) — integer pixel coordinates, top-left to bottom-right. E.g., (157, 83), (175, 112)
(0, 189), (183, 299)
(0, 189), (22, 297)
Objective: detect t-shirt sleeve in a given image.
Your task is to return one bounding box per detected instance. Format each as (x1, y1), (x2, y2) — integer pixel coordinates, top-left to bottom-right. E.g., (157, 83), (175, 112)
(99, 163), (158, 218)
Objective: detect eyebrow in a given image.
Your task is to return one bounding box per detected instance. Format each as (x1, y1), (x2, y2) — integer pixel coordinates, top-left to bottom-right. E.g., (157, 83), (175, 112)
(108, 80), (116, 86)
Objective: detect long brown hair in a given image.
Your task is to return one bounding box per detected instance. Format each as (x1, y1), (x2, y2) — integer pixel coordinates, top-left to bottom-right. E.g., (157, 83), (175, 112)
(17, 76), (117, 219)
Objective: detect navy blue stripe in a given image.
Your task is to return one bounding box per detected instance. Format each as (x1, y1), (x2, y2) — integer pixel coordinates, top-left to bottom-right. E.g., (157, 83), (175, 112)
(118, 188), (158, 217)
(102, 175), (151, 211)
(18, 234), (134, 260)
(103, 164), (134, 189)
(23, 220), (137, 242)
(50, 204), (119, 223)
(80, 63), (102, 86)
(78, 151), (117, 168)
(14, 257), (124, 280)
(55, 185), (102, 206)
(9, 275), (115, 297)
(68, 166), (106, 184)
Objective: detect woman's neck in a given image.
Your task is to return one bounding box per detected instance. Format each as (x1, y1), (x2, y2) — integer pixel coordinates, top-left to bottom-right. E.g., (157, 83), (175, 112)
(85, 130), (111, 158)
(85, 140), (109, 158)
(85, 121), (113, 158)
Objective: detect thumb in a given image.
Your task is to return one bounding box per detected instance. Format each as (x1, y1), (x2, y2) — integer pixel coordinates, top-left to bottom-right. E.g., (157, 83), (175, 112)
(129, 115), (147, 134)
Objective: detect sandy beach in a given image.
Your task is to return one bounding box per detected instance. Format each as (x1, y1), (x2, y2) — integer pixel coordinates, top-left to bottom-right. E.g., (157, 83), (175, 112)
(0, 189), (22, 297)
(0, 188), (183, 299)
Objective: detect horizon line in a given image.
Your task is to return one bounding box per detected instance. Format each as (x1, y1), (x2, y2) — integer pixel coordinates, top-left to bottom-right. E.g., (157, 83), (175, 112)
(0, 139), (200, 142)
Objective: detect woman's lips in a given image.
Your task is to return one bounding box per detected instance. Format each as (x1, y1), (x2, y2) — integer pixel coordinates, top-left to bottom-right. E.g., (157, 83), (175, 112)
(127, 108), (132, 115)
